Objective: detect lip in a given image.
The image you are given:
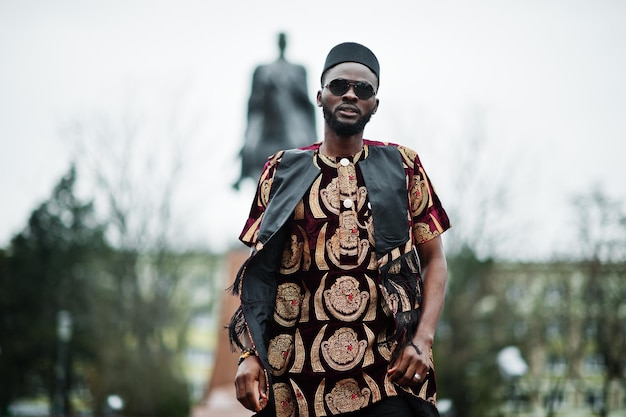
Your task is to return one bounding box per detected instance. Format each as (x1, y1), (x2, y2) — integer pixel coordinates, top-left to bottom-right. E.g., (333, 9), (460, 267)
(336, 104), (360, 116)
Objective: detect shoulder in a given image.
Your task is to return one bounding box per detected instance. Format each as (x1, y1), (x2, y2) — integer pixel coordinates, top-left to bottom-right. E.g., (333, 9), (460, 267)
(255, 150), (285, 186)
(364, 139), (420, 169)
(264, 142), (319, 171)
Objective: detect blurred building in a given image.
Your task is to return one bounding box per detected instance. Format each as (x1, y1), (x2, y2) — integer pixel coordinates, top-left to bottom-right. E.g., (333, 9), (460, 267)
(477, 260), (626, 416)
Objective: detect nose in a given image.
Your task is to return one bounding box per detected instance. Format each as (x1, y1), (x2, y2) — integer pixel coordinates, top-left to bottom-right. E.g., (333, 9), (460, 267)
(342, 85), (359, 101)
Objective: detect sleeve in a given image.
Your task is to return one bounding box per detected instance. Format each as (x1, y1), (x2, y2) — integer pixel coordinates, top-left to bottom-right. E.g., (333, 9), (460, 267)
(238, 151), (284, 246)
(398, 146), (451, 245)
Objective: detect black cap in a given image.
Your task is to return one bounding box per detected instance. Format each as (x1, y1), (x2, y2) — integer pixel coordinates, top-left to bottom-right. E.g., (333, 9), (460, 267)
(321, 42), (380, 83)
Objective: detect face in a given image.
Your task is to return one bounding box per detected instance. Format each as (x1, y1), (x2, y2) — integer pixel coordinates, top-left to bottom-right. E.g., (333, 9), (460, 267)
(317, 62), (379, 137)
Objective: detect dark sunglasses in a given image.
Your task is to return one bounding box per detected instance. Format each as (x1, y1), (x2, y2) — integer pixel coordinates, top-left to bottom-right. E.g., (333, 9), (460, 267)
(325, 79), (376, 100)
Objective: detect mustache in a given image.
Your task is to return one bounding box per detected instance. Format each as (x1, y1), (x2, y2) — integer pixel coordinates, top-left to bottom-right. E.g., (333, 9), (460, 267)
(336, 104), (361, 114)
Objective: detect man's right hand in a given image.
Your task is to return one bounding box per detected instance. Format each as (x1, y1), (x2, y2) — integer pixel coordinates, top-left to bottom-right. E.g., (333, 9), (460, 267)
(234, 356), (268, 412)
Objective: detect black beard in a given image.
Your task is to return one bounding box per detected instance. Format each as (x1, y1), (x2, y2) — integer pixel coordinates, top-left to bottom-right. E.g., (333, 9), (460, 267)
(322, 104), (372, 137)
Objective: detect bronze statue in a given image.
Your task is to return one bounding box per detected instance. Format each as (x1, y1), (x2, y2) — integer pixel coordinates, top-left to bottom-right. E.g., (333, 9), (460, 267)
(234, 33), (317, 189)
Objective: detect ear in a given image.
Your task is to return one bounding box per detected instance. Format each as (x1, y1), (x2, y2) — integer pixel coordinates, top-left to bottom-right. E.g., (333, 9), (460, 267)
(316, 90), (323, 107)
(372, 98), (379, 114)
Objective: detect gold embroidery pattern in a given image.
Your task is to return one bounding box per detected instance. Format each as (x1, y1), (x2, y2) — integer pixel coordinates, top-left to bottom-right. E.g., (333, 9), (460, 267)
(383, 373), (398, 396)
(388, 258), (402, 274)
(289, 379), (308, 417)
(377, 331), (392, 361)
(356, 187), (368, 211)
(367, 251), (378, 270)
(280, 226), (311, 274)
(280, 234), (304, 275)
(324, 276), (369, 321)
(388, 280), (412, 313)
(309, 175), (326, 219)
(409, 175), (428, 217)
(390, 247), (402, 263)
(320, 177), (341, 215)
(260, 179), (272, 208)
(314, 379), (327, 416)
(380, 285), (400, 316)
(405, 250), (421, 273)
(337, 162), (356, 189)
(430, 212), (445, 233)
(319, 159), (370, 268)
(419, 379), (430, 400)
(268, 334), (294, 376)
(315, 224), (330, 271)
(257, 150), (282, 205)
(363, 276), (378, 321)
(338, 211), (359, 258)
(362, 372), (382, 402)
(337, 163), (359, 205)
(289, 329), (305, 373)
(397, 146), (416, 168)
(294, 199), (305, 220)
(314, 275), (330, 321)
(300, 282), (310, 323)
(365, 215), (375, 247)
(413, 222), (439, 244)
(321, 328), (367, 371)
(362, 324), (375, 367)
(240, 215), (263, 244)
(274, 283), (303, 327)
(273, 382), (296, 417)
(325, 378), (371, 415)
(326, 226), (369, 270)
(311, 324), (328, 372)
(299, 225), (312, 271)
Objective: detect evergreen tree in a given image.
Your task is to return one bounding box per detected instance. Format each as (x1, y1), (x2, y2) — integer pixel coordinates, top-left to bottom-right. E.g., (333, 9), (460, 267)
(0, 165), (107, 414)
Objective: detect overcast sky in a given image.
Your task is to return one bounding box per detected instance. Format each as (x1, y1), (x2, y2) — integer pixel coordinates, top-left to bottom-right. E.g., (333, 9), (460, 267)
(1, 0), (625, 259)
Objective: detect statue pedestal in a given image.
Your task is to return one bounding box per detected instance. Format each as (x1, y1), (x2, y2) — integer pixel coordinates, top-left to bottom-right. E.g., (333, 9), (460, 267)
(199, 248), (251, 416)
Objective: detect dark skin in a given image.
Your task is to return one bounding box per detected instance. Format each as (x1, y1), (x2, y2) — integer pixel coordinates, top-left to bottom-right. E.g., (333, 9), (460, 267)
(235, 350), (268, 412)
(234, 61), (448, 412)
(317, 62), (379, 158)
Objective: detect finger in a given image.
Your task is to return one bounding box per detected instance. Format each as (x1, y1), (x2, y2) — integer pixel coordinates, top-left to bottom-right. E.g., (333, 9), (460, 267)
(234, 378), (249, 409)
(258, 368), (268, 409)
(386, 347), (413, 381)
(235, 374), (261, 411)
(247, 381), (262, 412)
(387, 363), (413, 384)
(413, 369), (431, 386)
(399, 366), (418, 385)
(386, 359), (405, 381)
(388, 361), (423, 385)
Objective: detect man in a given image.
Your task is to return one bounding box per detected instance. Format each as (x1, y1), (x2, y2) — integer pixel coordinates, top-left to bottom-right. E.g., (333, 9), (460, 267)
(228, 42), (451, 417)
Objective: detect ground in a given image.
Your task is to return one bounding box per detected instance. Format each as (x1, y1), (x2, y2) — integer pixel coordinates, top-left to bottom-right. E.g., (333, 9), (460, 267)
(193, 384), (251, 417)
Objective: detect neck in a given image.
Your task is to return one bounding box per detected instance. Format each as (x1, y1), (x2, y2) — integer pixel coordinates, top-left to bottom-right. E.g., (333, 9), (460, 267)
(321, 130), (364, 158)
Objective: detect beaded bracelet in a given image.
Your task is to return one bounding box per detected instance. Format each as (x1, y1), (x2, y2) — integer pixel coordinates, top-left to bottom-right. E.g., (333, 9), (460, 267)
(237, 347), (257, 365)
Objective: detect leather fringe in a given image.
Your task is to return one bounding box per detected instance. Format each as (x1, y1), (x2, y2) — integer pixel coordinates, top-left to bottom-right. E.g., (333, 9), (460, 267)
(378, 249), (423, 362)
(227, 306), (246, 352)
(226, 255), (254, 351)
